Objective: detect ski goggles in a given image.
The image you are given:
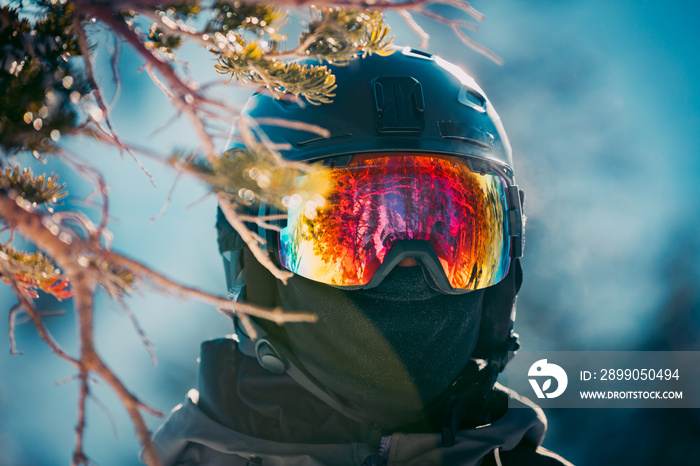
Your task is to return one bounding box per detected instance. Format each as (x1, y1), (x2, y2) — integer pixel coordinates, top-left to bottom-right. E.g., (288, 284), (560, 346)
(271, 153), (523, 293)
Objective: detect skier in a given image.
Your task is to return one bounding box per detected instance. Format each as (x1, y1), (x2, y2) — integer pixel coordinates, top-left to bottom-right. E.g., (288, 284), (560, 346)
(151, 47), (573, 466)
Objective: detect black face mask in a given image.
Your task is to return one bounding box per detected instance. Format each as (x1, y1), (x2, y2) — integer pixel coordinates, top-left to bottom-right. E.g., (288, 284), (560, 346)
(249, 258), (485, 430)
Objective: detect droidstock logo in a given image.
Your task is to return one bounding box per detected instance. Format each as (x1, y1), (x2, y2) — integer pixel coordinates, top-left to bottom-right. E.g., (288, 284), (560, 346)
(528, 359), (568, 399)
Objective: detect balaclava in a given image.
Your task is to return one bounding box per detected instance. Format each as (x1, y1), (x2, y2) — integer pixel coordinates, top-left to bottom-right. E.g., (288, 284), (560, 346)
(243, 246), (485, 431)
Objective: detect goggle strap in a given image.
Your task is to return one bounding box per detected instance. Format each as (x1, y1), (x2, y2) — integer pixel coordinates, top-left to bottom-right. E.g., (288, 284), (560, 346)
(256, 202), (269, 252)
(256, 202), (285, 254)
(507, 185), (524, 258)
(473, 258), (522, 360)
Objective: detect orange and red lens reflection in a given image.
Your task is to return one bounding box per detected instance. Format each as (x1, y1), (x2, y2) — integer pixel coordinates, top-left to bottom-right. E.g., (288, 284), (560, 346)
(279, 154), (510, 290)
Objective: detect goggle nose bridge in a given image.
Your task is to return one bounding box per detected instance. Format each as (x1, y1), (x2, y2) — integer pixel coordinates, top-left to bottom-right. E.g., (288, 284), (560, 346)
(362, 239), (468, 294)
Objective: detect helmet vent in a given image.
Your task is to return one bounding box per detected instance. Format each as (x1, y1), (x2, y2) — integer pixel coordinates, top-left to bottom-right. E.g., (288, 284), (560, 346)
(402, 47), (434, 60)
(438, 121), (494, 149)
(297, 134), (352, 148)
(458, 85), (487, 112)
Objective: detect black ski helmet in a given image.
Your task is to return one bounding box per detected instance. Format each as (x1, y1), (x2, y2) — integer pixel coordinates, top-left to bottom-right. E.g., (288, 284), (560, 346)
(219, 46), (524, 371)
(246, 48), (516, 186)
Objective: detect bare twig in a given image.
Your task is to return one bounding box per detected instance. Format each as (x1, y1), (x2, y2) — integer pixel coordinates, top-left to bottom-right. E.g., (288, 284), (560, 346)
(68, 255), (162, 466)
(254, 117), (331, 138)
(91, 354), (163, 466)
(92, 171), (110, 238)
(86, 114), (157, 187)
(398, 9), (429, 49)
(75, 17), (158, 185)
(143, 64), (175, 99)
(1, 261), (78, 366)
(217, 194), (294, 284)
(396, 1), (503, 63)
(147, 108), (183, 139)
(150, 150), (196, 223)
(235, 213), (287, 232)
(184, 189), (215, 211)
(14, 308), (66, 325)
(9, 303), (23, 355)
(89, 390), (121, 440)
(116, 294), (158, 366)
(109, 32), (123, 109)
(84, 3), (222, 163)
(92, 246), (315, 324)
(447, 22), (503, 65)
(51, 148), (117, 248)
(73, 369), (90, 466)
(74, 15), (116, 137)
(416, 7), (478, 32)
(439, 0), (484, 21)
(50, 211), (99, 238)
(236, 312), (258, 340)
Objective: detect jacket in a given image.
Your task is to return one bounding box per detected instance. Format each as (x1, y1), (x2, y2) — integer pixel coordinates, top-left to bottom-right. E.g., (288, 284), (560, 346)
(150, 338), (573, 466)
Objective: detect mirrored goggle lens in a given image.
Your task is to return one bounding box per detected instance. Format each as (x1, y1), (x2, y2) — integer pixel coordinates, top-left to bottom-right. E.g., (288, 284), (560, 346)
(278, 154), (511, 290)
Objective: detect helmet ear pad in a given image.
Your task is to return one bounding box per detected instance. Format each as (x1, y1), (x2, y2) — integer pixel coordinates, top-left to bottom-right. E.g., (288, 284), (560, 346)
(471, 258), (523, 361)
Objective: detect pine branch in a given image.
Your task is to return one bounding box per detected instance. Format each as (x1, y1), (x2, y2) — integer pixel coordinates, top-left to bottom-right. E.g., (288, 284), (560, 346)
(177, 144), (331, 211)
(0, 3), (90, 155)
(208, 2), (288, 38)
(0, 243), (73, 300)
(400, 0), (501, 63)
(3, 264), (79, 366)
(214, 36), (339, 105)
(0, 165), (67, 206)
(299, 7), (394, 62)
